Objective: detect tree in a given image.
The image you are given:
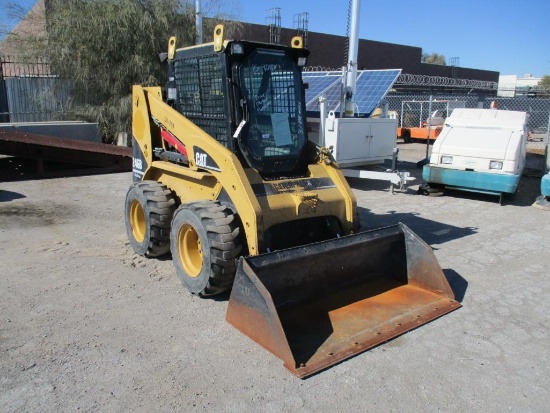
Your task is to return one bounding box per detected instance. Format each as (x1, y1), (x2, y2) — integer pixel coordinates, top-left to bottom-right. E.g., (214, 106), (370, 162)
(539, 75), (550, 87)
(0, 2), (26, 41)
(422, 52), (446, 65)
(25, 0), (240, 142)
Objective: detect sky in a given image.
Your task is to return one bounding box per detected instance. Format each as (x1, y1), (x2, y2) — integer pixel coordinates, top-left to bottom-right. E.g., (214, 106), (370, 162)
(234, 0), (550, 77)
(3, 0), (549, 77)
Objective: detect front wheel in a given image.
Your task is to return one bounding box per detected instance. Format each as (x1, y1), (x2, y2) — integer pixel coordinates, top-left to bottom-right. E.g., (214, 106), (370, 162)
(170, 201), (243, 296)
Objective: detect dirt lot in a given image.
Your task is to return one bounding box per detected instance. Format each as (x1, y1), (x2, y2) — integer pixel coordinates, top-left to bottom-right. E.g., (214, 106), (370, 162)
(1, 170), (549, 412)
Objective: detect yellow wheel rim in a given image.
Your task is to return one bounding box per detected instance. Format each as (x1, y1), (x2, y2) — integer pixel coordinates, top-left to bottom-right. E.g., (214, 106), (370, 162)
(129, 199), (146, 243)
(178, 224), (203, 278)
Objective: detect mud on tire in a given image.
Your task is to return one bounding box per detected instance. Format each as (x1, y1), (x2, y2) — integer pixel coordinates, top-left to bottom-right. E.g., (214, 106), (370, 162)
(125, 181), (177, 257)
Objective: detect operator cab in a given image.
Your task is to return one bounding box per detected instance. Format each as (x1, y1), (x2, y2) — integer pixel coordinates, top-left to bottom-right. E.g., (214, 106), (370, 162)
(167, 26), (309, 178)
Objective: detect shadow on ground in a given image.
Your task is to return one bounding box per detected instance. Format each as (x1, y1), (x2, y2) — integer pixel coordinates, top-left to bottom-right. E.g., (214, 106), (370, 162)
(357, 207), (477, 248)
(0, 189), (26, 202)
(443, 269), (468, 303)
(347, 160), (543, 208)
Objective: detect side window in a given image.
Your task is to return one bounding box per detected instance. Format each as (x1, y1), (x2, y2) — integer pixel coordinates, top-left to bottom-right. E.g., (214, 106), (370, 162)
(174, 55), (230, 148)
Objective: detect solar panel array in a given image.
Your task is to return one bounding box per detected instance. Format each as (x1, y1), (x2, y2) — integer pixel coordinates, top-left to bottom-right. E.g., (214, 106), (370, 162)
(303, 69), (401, 116)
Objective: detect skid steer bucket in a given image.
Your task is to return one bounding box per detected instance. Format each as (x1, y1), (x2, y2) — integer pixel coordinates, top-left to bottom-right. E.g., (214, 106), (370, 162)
(226, 223), (461, 378)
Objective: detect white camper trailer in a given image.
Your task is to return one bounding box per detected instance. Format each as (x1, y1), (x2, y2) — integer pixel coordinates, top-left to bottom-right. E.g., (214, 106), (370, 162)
(422, 108), (528, 203)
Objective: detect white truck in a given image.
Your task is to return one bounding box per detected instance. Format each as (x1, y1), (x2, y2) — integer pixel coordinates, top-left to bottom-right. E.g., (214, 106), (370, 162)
(421, 108), (528, 204)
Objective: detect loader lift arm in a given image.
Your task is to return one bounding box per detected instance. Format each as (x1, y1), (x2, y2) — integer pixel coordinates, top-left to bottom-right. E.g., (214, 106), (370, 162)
(133, 85), (263, 255)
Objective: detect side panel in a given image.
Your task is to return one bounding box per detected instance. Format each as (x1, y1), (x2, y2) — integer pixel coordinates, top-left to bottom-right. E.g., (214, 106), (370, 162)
(131, 137), (148, 182)
(423, 165), (520, 194)
(145, 161), (222, 204)
(541, 173), (550, 197)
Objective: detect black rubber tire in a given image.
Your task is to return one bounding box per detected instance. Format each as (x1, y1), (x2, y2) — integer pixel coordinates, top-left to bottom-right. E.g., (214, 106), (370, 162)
(533, 195), (550, 210)
(170, 201), (243, 296)
(418, 183), (444, 197)
(402, 130), (412, 143)
(125, 181), (177, 257)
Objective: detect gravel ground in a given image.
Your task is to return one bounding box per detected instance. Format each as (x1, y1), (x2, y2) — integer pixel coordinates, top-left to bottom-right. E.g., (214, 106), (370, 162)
(1, 169), (549, 412)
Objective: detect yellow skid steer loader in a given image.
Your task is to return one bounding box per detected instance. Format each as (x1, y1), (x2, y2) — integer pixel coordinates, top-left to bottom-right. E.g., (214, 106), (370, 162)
(125, 25), (460, 378)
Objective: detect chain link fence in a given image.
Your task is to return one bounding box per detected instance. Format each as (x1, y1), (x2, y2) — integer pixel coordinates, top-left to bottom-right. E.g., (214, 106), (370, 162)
(385, 93), (550, 175)
(2, 55), (549, 174)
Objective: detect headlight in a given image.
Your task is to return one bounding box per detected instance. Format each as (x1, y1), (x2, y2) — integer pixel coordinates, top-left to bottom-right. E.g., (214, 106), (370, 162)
(489, 161), (503, 170)
(441, 156), (453, 164)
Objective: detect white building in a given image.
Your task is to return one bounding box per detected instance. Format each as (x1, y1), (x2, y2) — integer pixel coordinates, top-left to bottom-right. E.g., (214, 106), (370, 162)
(498, 74), (541, 97)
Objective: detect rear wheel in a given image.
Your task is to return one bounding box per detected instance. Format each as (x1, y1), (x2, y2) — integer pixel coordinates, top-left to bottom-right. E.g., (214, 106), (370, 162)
(402, 130), (412, 143)
(418, 183), (444, 197)
(170, 201), (243, 296)
(125, 181), (176, 257)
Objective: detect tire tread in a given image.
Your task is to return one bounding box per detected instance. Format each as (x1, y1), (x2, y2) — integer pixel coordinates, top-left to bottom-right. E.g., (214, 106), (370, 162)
(172, 200), (243, 296)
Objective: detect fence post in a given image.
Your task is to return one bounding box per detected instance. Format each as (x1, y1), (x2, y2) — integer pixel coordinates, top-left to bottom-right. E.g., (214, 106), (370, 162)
(425, 94), (433, 162)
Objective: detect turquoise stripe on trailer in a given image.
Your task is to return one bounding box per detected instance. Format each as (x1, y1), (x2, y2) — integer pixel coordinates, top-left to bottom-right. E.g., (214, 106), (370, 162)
(423, 165), (520, 195)
(541, 173), (550, 197)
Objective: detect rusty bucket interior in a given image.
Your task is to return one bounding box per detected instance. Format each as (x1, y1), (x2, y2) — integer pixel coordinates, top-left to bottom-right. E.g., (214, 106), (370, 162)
(226, 223), (461, 378)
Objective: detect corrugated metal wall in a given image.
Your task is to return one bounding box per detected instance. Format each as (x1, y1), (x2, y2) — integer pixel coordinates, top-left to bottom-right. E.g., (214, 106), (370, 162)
(1, 56), (74, 123)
